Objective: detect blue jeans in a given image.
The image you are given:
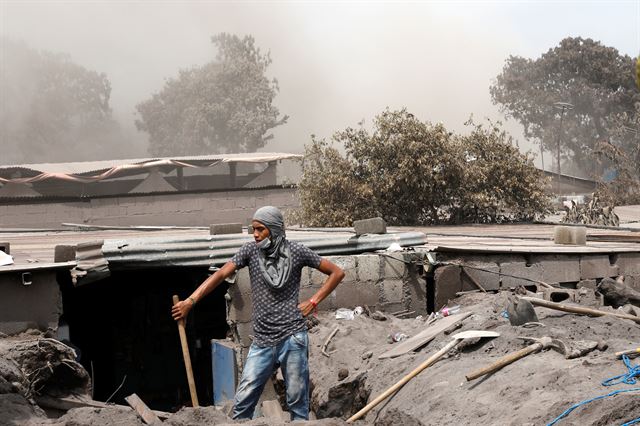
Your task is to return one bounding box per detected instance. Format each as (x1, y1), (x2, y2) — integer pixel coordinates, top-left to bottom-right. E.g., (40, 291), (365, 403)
(232, 330), (310, 421)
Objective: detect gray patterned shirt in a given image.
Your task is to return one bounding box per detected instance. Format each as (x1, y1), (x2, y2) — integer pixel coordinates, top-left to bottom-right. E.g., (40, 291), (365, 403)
(231, 240), (322, 347)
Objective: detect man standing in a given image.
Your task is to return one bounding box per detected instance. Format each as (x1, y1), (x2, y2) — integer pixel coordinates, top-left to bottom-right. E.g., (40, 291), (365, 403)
(172, 206), (345, 420)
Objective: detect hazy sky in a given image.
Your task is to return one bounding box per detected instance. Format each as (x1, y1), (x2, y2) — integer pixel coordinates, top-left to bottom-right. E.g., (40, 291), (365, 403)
(1, 0), (638, 162)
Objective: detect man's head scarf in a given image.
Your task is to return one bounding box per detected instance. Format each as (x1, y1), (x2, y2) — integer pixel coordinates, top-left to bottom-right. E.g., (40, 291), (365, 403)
(252, 206), (291, 290)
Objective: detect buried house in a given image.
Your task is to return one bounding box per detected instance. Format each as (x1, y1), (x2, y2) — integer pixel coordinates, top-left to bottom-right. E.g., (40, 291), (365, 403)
(1, 220), (640, 419)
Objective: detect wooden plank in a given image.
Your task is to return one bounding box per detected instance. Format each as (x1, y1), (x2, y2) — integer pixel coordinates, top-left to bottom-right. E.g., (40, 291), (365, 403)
(378, 312), (472, 359)
(125, 393), (162, 425)
(35, 395), (170, 419)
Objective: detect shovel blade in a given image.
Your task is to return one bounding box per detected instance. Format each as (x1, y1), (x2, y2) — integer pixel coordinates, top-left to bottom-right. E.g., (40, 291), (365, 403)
(452, 330), (500, 340)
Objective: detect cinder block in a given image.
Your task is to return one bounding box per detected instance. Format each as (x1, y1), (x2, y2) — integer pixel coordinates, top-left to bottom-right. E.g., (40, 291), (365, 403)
(553, 226), (586, 245)
(434, 265), (462, 310)
(381, 279), (404, 303)
(580, 255), (619, 279)
(355, 255), (381, 282)
(233, 321), (254, 348)
(353, 217), (387, 235)
(54, 245), (75, 262)
(299, 268), (312, 288)
(210, 223), (243, 235)
(500, 262), (544, 289)
(616, 253), (640, 276)
(543, 288), (575, 303)
(382, 253), (406, 279)
(228, 292), (253, 323)
(405, 274), (427, 315)
(461, 262), (500, 291)
(299, 286), (335, 311)
(534, 255), (581, 284)
(334, 281), (379, 308)
(234, 268), (252, 295)
(312, 256), (356, 284)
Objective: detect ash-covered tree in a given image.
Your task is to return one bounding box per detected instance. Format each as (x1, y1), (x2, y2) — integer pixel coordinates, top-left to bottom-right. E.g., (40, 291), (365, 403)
(0, 38), (126, 164)
(454, 118), (551, 223)
(136, 33), (288, 156)
(491, 37), (639, 173)
(295, 109), (550, 227)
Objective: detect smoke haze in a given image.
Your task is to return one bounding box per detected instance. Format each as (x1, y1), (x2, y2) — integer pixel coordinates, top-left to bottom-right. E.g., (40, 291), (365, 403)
(1, 1), (638, 164)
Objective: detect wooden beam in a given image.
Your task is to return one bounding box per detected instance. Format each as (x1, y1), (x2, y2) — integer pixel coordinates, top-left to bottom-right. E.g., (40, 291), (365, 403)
(125, 393), (162, 424)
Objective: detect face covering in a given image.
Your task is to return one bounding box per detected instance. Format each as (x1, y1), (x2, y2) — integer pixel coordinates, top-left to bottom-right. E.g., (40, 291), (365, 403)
(256, 237), (271, 250)
(252, 206), (291, 290)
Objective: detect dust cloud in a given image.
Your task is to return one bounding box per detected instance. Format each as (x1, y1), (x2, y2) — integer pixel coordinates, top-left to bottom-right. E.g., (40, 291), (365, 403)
(1, 2), (637, 164)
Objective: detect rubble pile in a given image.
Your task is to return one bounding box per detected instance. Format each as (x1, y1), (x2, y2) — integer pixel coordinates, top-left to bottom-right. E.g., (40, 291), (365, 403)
(306, 286), (640, 425)
(1, 280), (639, 425)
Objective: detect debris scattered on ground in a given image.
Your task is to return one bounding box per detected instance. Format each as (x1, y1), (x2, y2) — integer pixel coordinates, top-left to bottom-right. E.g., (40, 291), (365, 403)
(2, 288), (639, 425)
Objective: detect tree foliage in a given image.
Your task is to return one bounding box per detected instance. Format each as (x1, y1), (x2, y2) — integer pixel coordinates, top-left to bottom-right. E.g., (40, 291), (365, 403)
(295, 109), (551, 227)
(592, 104), (640, 205)
(491, 37), (639, 172)
(136, 33), (287, 156)
(0, 38), (125, 164)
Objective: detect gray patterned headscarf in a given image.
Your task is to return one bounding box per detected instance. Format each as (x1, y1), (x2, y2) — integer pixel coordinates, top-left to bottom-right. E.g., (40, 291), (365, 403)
(253, 206), (291, 290)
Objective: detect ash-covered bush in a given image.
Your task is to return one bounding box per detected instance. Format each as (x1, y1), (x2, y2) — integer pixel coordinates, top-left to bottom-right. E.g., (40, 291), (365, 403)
(295, 109), (551, 227)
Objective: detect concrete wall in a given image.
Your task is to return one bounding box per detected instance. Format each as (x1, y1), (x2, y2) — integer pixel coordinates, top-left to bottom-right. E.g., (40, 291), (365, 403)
(433, 252), (640, 309)
(226, 252), (427, 350)
(0, 187), (299, 228)
(0, 270), (62, 334)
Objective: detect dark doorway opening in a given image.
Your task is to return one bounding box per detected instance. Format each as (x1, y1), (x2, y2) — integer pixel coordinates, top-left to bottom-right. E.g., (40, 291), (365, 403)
(58, 267), (229, 412)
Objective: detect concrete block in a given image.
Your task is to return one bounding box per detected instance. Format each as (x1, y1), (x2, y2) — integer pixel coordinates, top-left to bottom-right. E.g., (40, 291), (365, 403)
(434, 265), (462, 310)
(534, 255), (581, 284)
(312, 256), (356, 284)
(298, 285), (333, 311)
(355, 255), (381, 282)
(227, 292), (253, 323)
(299, 268), (312, 288)
(580, 255), (619, 279)
(334, 281), (379, 308)
(382, 279), (404, 303)
(382, 253), (406, 279)
(233, 321), (254, 348)
(461, 262), (500, 291)
(543, 288), (575, 303)
(500, 262), (544, 289)
(405, 273), (427, 315)
(353, 217), (387, 235)
(616, 253), (640, 276)
(234, 268), (252, 295)
(553, 226), (586, 245)
(54, 245), (76, 262)
(210, 223), (243, 235)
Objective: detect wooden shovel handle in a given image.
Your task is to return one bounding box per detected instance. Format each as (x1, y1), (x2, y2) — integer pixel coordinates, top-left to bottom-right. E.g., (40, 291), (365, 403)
(173, 295), (199, 407)
(465, 342), (542, 381)
(522, 297), (640, 324)
(347, 338), (461, 423)
(615, 347), (640, 358)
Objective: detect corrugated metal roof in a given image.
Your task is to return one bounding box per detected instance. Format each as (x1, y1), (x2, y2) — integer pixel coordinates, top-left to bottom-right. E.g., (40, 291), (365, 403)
(0, 153), (302, 184)
(101, 231), (429, 269)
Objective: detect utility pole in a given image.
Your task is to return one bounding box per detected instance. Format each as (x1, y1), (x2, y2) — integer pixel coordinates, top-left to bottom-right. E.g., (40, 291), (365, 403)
(553, 102), (573, 195)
